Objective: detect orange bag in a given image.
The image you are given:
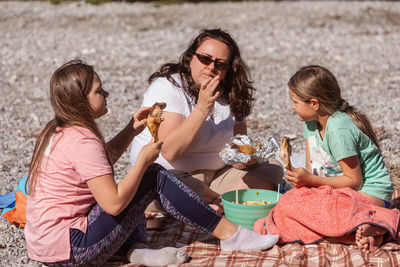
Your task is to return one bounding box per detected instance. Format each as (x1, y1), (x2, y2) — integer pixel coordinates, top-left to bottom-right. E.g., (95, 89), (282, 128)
(3, 191), (27, 228)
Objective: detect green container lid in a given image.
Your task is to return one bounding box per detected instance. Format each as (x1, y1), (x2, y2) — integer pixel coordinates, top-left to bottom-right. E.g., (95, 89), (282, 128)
(221, 189), (281, 230)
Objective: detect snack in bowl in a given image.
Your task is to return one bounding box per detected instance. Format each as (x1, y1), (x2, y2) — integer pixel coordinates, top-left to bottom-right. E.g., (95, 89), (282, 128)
(279, 136), (292, 170)
(146, 102), (166, 142)
(235, 200), (272, 205)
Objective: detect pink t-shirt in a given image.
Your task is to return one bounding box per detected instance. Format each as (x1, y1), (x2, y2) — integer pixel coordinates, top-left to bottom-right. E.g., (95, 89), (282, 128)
(24, 126), (112, 262)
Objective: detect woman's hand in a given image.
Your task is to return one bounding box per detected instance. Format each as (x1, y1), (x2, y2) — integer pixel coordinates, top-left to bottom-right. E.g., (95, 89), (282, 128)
(285, 167), (313, 188)
(132, 107), (151, 136)
(156, 76), (221, 162)
(196, 75), (221, 114)
(138, 138), (163, 167)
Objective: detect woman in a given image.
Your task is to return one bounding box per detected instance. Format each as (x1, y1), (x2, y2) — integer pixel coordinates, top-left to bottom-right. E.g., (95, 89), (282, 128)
(130, 29), (283, 213)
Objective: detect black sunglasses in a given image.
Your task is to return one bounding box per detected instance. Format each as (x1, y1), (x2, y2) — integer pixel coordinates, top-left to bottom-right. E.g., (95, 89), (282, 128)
(194, 52), (229, 71)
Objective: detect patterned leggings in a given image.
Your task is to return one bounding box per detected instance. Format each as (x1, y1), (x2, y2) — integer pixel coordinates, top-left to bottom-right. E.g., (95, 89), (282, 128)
(45, 164), (222, 266)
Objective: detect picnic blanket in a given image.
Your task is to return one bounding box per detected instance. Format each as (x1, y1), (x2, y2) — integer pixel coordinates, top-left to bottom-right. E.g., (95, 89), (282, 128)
(253, 186), (400, 244)
(104, 186), (400, 266)
(108, 217), (400, 266)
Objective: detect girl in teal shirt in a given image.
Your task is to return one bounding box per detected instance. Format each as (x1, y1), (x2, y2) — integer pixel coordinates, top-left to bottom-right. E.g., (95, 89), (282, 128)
(285, 65), (394, 252)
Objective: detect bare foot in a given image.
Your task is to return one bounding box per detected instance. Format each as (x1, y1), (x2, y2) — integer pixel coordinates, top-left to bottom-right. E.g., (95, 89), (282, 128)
(355, 224), (386, 253)
(357, 235), (384, 253)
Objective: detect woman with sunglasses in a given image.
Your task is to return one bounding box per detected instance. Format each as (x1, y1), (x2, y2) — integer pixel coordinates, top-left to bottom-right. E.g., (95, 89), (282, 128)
(130, 29), (283, 215)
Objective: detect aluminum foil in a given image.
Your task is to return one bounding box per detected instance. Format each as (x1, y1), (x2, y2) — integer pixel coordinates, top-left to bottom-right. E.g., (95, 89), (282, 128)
(219, 134), (279, 165)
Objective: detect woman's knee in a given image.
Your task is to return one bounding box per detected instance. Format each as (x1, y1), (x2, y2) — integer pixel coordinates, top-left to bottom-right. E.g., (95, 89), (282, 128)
(248, 160), (284, 184)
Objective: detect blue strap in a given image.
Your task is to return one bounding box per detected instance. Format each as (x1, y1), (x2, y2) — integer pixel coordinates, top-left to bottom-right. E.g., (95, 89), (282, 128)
(0, 176), (28, 215)
(0, 193), (16, 215)
(0, 192), (16, 208)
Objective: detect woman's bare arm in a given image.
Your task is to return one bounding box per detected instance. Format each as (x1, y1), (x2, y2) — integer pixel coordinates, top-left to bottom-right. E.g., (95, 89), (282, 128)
(158, 76), (220, 162)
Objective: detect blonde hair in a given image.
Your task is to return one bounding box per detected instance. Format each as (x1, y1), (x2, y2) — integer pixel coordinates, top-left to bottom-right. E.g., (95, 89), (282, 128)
(288, 65), (380, 150)
(27, 59), (113, 195)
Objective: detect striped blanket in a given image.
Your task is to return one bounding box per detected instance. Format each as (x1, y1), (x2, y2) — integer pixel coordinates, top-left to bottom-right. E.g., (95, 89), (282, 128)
(107, 216), (400, 267)
(104, 188), (400, 266)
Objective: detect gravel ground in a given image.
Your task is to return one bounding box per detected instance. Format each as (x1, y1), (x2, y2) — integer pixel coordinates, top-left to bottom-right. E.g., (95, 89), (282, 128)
(1, 1), (399, 266)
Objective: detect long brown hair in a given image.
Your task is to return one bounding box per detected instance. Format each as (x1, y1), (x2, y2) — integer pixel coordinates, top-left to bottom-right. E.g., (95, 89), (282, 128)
(148, 28), (255, 121)
(288, 65), (380, 150)
(27, 59), (113, 195)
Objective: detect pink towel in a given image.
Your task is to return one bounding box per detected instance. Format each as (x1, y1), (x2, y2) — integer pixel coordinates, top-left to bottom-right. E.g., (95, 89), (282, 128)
(253, 186), (400, 244)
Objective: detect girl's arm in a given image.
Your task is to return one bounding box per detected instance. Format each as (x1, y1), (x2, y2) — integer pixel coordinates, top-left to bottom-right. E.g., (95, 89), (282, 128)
(107, 107), (151, 164)
(87, 140), (162, 216)
(286, 155), (363, 190)
(305, 140), (312, 172)
(159, 76), (220, 162)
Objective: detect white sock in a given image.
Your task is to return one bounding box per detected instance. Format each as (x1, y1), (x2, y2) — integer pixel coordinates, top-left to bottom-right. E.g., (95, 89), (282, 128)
(127, 247), (188, 266)
(220, 226), (279, 251)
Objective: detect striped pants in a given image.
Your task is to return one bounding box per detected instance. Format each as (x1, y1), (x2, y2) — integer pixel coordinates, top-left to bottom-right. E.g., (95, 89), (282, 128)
(44, 164), (222, 266)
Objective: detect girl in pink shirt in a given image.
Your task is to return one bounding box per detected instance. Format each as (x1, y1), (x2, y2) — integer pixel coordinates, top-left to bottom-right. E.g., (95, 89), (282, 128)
(25, 59), (279, 266)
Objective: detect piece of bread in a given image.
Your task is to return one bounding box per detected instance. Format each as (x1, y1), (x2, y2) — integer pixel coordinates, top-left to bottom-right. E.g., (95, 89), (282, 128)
(279, 136), (292, 170)
(146, 102), (166, 142)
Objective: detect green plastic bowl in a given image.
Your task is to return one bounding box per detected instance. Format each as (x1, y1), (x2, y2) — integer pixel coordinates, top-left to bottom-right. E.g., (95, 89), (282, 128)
(221, 189), (280, 230)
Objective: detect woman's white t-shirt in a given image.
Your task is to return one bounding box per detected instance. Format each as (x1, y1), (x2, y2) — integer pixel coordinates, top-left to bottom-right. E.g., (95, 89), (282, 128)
(130, 74), (235, 172)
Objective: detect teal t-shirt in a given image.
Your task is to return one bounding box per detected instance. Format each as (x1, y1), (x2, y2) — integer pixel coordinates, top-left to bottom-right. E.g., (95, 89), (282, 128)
(304, 111), (393, 202)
